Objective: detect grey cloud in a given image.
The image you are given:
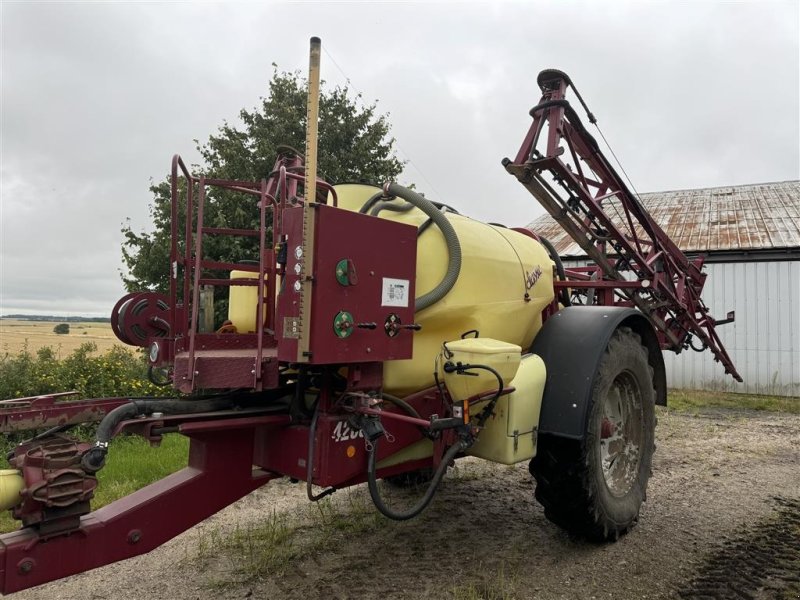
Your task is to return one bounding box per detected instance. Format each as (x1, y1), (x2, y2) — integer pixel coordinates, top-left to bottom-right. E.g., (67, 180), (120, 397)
(1, 1), (797, 317)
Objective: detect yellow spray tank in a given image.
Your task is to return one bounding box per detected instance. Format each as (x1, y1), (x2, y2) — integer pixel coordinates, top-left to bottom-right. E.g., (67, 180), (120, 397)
(331, 183), (555, 397)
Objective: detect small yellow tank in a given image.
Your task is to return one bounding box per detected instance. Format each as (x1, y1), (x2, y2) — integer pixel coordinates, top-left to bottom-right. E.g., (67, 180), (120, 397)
(466, 353), (546, 464)
(332, 184), (554, 396)
(227, 270), (267, 333)
(440, 337), (522, 401)
(0, 469), (23, 511)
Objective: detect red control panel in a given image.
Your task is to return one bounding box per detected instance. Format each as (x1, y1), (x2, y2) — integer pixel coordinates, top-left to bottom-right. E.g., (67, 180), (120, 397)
(277, 203), (417, 364)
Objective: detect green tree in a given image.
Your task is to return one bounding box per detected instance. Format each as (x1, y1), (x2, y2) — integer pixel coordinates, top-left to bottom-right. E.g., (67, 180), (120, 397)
(53, 323), (70, 335)
(121, 69), (404, 300)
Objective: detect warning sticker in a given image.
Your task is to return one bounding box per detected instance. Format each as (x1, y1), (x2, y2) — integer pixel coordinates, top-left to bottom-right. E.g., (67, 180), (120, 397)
(381, 278), (410, 307)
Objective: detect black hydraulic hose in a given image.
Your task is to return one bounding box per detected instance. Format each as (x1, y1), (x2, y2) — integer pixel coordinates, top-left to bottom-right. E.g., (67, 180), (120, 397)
(538, 235), (571, 307)
(307, 402), (336, 502)
(383, 182), (462, 312)
(80, 397), (235, 473)
(7, 423), (75, 461)
(380, 393), (421, 419)
(367, 437), (467, 521)
(147, 365), (172, 387)
(381, 392), (432, 439)
(443, 362), (504, 428)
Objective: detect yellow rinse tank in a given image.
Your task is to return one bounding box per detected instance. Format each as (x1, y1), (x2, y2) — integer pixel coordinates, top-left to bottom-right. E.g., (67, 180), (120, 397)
(331, 184), (555, 397)
(228, 270), (268, 333)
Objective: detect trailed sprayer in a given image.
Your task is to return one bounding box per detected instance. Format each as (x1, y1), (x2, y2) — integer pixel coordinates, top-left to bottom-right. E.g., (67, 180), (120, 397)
(0, 38), (740, 593)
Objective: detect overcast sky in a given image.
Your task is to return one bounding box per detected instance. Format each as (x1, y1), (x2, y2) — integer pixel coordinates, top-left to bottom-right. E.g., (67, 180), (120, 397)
(1, 1), (798, 317)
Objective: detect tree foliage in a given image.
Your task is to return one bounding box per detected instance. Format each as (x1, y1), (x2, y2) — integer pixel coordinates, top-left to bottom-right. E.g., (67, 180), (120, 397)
(53, 323), (70, 335)
(121, 69), (404, 298)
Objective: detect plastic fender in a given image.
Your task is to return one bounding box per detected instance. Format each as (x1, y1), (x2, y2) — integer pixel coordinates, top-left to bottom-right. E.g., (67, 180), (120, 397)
(529, 306), (666, 440)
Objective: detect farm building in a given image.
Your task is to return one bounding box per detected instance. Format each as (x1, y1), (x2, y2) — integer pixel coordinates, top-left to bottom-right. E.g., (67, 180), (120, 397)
(528, 180), (800, 397)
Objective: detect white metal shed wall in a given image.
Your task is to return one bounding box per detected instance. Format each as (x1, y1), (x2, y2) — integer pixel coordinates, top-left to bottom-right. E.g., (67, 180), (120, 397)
(562, 260), (800, 397)
(663, 261), (800, 397)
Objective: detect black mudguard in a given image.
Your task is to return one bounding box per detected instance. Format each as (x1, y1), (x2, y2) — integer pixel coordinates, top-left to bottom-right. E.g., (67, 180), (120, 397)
(530, 306), (666, 441)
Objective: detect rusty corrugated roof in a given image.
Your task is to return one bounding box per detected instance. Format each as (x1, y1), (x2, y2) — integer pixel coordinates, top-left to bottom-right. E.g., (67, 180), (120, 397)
(528, 180), (800, 256)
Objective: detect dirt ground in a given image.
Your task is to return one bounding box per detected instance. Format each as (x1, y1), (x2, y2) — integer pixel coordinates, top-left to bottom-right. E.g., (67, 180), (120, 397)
(10, 407), (800, 600)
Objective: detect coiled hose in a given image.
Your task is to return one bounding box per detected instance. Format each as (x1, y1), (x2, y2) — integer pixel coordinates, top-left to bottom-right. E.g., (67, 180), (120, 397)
(80, 397), (235, 473)
(367, 437), (467, 521)
(369, 200), (415, 216)
(372, 183), (461, 312)
(359, 191), (392, 215)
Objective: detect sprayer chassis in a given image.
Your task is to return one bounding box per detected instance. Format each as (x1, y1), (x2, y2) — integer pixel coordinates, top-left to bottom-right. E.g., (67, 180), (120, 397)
(0, 63), (741, 594)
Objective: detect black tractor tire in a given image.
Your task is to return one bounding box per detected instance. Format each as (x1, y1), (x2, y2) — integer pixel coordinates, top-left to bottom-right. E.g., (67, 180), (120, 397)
(530, 326), (656, 541)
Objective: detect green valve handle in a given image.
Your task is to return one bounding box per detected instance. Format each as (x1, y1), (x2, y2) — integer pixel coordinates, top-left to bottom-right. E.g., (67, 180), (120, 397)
(335, 259), (358, 286)
(333, 311), (354, 338)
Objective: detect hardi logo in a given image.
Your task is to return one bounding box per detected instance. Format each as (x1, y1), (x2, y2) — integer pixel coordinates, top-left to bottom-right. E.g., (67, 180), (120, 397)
(526, 265), (543, 290)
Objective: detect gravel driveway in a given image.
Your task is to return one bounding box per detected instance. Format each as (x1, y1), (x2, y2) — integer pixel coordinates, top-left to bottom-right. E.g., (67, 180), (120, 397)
(9, 407), (800, 600)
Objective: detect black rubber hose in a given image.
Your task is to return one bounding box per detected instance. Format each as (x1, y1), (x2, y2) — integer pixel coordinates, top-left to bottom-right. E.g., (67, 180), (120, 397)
(367, 437), (467, 521)
(80, 397), (235, 473)
(442, 362), (505, 428)
(538, 235), (571, 307)
(381, 392), (432, 439)
(380, 393), (421, 419)
(384, 183), (462, 311)
(307, 402), (336, 502)
(147, 365), (172, 387)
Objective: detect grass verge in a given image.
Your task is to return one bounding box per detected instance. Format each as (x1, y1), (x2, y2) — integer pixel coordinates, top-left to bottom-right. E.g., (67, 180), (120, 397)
(667, 389), (800, 414)
(193, 488), (387, 587)
(0, 434), (189, 534)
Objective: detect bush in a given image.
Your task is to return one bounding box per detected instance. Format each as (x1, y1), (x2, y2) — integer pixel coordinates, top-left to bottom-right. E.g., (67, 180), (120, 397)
(53, 323), (70, 335)
(0, 342), (173, 401)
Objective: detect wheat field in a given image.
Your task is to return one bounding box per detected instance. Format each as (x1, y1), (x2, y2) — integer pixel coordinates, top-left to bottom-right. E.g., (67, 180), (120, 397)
(0, 319), (122, 356)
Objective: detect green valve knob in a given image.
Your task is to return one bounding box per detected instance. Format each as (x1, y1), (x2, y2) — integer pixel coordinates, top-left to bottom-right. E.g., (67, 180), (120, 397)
(335, 259), (357, 286)
(333, 311), (354, 338)
(335, 259), (349, 285)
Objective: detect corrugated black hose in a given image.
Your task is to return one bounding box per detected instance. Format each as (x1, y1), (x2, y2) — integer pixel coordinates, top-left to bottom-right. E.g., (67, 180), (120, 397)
(80, 397), (235, 473)
(366, 436), (467, 521)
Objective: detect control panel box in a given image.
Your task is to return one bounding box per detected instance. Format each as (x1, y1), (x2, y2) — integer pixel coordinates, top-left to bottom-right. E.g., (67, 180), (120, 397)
(277, 203), (417, 364)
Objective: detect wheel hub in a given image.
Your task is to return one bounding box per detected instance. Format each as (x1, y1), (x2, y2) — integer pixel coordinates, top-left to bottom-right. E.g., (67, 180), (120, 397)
(599, 372), (643, 497)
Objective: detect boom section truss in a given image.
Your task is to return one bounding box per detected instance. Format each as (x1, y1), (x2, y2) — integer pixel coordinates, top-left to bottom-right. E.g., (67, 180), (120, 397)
(504, 69), (741, 382)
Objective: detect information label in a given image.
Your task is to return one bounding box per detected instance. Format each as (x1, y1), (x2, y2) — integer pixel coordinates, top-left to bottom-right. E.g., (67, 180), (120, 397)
(381, 277), (410, 307)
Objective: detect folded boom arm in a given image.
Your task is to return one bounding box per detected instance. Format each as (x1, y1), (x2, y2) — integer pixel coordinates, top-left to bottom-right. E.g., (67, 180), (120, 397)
(504, 69), (741, 382)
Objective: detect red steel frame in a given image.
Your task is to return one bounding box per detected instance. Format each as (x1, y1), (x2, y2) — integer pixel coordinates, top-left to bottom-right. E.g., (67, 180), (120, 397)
(0, 416), (286, 593)
(504, 70), (741, 381)
(0, 388), (449, 593)
(0, 152), (442, 594)
(167, 153), (342, 392)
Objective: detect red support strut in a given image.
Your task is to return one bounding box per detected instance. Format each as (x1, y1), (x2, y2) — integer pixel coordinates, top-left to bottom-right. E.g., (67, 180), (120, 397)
(0, 419), (284, 594)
